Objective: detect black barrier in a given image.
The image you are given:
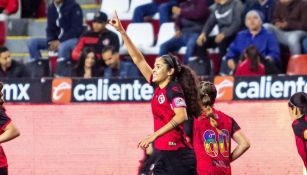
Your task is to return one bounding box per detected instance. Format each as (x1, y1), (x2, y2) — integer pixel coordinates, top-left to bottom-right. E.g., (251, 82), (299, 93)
(0, 78), (51, 103)
(0, 75), (306, 103)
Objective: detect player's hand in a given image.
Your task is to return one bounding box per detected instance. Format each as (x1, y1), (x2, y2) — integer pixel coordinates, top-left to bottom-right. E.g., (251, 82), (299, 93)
(138, 134), (157, 150)
(197, 33), (206, 46)
(48, 40), (60, 51)
(108, 11), (125, 34)
(175, 30), (182, 38)
(172, 6), (181, 15)
(227, 59), (236, 70)
(215, 33), (225, 44)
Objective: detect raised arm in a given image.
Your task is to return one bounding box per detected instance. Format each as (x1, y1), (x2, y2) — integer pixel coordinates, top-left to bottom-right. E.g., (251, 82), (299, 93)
(108, 12), (152, 82)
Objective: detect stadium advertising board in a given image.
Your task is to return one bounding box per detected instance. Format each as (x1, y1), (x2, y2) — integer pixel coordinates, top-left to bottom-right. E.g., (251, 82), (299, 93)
(51, 78), (153, 103)
(214, 75), (307, 101)
(0, 78), (51, 102)
(1, 76), (307, 103)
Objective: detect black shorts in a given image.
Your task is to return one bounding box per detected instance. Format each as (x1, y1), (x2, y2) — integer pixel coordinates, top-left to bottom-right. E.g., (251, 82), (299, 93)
(0, 167), (7, 175)
(153, 148), (197, 175)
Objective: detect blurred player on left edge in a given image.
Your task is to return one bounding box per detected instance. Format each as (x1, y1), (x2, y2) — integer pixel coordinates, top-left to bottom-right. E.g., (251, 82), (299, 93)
(0, 82), (20, 175)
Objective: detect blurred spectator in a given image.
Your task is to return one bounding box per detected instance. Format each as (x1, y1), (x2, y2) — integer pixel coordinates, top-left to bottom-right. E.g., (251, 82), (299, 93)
(159, 0), (210, 64)
(223, 10), (280, 75)
(0, 0), (18, 15)
(242, 0), (276, 23)
(0, 0), (18, 46)
(72, 11), (119, 61)
(303, 37), (307, 54)
(195, 0), (243, 74)
(234, 45), (265, 76)
(73, 47), (102, 78)
(132, 0), (183, 24)
(21, 0), (46, 18)
(0, 46), (28, 78)
(264, 0), (307, 55)
(102, 46), (140, 78)
(27, 0), (83, 76)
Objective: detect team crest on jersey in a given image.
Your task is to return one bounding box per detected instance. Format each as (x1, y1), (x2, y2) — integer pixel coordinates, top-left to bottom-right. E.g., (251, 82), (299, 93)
(158, 94), (165, 104)
(102, 38), (110, 46)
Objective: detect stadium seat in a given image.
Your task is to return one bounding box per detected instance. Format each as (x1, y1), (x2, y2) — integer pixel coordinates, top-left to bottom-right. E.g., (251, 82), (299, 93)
(81, 4), (100, 16)
(6, 18), (28, 36)
(100, 0), (130, 18)
(120, 23), (154, 54)
(77, 0), (97, 5)
(142, 22), (175, 54)
(27, 19), (47, 37)
(287, 54), (307, 75)
(6, 36), (29, 53)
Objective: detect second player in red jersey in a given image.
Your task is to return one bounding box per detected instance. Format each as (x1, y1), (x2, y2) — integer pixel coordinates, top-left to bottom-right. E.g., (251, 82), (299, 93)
(193, 81), (250, 175)
(288, 92), (307, 169)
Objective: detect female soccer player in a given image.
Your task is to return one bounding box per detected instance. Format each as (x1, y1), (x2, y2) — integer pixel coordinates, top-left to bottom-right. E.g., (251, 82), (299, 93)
(109, 12), (202, 174)
(288, 92), (307, 169)
(0, 82), (20, 175)
(193, 81), (250, 175)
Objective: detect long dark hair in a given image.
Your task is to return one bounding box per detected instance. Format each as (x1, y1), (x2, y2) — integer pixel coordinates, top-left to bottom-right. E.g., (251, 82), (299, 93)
(243, 45), (262, 72)
(161, 54), (202, 118)
(75, 47), (97, 77)
(289, 92), (307, 116)
(199, 81), (220, 129)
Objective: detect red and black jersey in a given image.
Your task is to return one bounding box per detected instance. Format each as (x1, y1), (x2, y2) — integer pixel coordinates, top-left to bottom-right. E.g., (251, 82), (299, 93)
(71, 29), (120, 61)
(151, 80), (189, 150)
(292, 115), (307, 169)
(193, 108), (240, 175)
(0, 108), (11, 168)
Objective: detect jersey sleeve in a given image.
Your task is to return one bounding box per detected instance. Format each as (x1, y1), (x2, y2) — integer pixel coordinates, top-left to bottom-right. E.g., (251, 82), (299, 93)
(231, 118), (241, 137)
(292, 118), (307, 139)
(0, 109), (11, 131)
(166, 83), (186, 109)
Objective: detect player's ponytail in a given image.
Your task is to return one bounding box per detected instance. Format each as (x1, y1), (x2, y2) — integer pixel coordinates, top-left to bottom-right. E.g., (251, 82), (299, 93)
(199, 81), (219, 129)
(162, 54), (202, 118)
(289, 92), (307, 116)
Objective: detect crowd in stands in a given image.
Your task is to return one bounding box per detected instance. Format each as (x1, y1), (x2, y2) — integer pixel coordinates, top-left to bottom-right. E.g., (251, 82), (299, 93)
(0, 0), (306, 79)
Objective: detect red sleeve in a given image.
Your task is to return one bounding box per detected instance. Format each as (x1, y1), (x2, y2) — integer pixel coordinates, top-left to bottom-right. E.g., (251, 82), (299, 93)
(4, 0), (18, 15)
(71, 38), (85, 61)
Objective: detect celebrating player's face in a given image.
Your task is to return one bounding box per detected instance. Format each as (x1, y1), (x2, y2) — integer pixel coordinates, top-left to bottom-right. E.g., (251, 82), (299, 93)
(152, 57), (171, 83)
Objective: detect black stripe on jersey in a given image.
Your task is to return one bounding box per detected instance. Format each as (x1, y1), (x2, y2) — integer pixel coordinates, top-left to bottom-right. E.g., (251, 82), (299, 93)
(293, 117), (307, 140)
